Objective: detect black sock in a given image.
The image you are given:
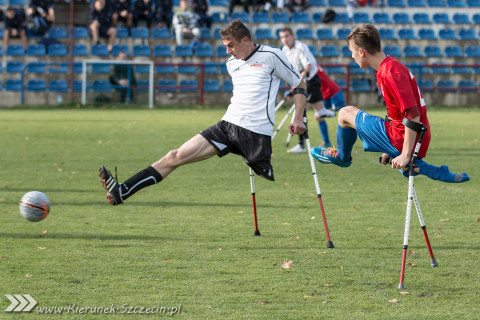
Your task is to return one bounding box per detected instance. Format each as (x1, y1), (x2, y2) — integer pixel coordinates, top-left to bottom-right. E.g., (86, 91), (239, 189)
(298, 134), (305, 147)
(120, 166), (163, 200)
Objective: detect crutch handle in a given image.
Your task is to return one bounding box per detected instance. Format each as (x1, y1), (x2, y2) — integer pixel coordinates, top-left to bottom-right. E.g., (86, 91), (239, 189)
(379, 156), (411, 170)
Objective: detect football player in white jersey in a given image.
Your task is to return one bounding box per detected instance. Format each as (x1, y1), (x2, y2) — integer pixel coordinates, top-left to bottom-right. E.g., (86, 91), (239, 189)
(99, 20), (309, 205)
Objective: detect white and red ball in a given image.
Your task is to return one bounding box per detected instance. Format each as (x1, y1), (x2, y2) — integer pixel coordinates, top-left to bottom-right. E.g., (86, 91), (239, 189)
(19, 191), (50, 222)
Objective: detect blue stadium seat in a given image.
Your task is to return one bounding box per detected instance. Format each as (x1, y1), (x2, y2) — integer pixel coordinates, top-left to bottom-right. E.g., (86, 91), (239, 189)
(157, 79), (175, 92)
(6, 44), (25, 56)
(424, 45), (442, 57)
(133, 44), (151, 56)
(466, 0), (480, 5)
(413, 13), (431, 24)
(177, 64), (196, 74)
(373, 13), (391, 23)
(135, 79), (150, 93)
(337, 28), (351, 39)
(203, 79), (220, 92)
(112, 44), (129, 56)
(210, 0), (229, 5)
(341, 45), (351, 57)
(320, 45), (339, 57)
(272, 11), (289, 23)
(0, 46), (2, 56)
(49, 63), (67, 74)
(312, 12), (324, 23)
(433, 13), (450, 24)
(308, 45), (318, 57)
(451, 63), (471, 74)
(196, 43), (214, 57)
(438, 28), (456, 39)
(49, 79), (68, 92)
(135, 65), (150, 74)
(351, 79), (371, 92)
(465, 45), (480, 57)
(398, 28), (415, 39)
(6, 79), (23, 91)
(457, 80), (476, 91)
(48, 44), (67, 56)
(200, 27), (211, 40)
(384, 45), (401, 57)
(116, 26), (129, 39)
(311, 0), (326, 5)
(458, 29), (476, 40)
(426, 0), (444, 5)
(27, 79), (47, 91)
(49, 27), (67, 39)
(349, 62), (366, 74)
(379, 28), (395, 39)
(252, 11), (270, 23)
(388, 0), (405, 6)
(393, 13), (411, 24)
(255, 28), (273, 39)
(446, 0), (464, 6)
(73, 26), (88, 39)
(27, 44), (46, 56)
(6, 61), (24, 73)
(203, 62), (218, 74)
(419, 79), (434, 91)
(92, 80), (112, 92)
(334, 13), (350, 23)
(92, 64), (111, 74)
(296, 28), (314, 39)
(403, 45), (422, 57)
(73, 80), (84, 92)
(73, 44), (88, 56)
(216, 45), (229, 57)
(323, 65), (345, 74)
(316, 28), (334, 39)
(91, 44), (109, 56)
(154, 44), (172, 57)
(155, 64), (175, 74)
(9, 0), (26, 5)
(175, 45), (193, 57)
(408, 0), (425, 6)
(418, 28), (436, 39)
(0, 63), (2, 73)
(353, 12), (370, 23)
(212, 12), (229, 23)
(131, 26), (149, 39)
(473, 14), (480, 23)
(292, 12), (311, 23)
(231, 12), (249, 22)
(26, 61), (46, 73)
(0, 80), (2, 91)
(213, 28), (221, 39)
(179, 79), (198, 92)
(222, 79), (233, 92)
(453, 13), (470, 24)
(444, 45), (463, 57)
(151, 27), (170, 39)
(436, 79), (455, 91)
(73, 62), (83, 74)
(218, 63), (228, 74)
(333, 79), (346, 88)
(328, 0), (345, 5)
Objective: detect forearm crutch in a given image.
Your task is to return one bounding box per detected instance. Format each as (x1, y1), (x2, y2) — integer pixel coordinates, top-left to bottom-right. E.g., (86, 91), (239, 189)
(272, 104), (296, 140)
(285, 109), (296, 147)
(302, 109), (334, 248)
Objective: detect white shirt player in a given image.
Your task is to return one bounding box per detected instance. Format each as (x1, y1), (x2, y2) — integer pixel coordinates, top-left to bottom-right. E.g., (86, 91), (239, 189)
(222, 44), (302, 136)
(281, 40), (318, 81)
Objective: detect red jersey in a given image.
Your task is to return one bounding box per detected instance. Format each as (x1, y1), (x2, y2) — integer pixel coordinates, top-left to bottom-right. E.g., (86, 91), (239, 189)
(316, 64), (341, 100)
(376, 56), (430, 158)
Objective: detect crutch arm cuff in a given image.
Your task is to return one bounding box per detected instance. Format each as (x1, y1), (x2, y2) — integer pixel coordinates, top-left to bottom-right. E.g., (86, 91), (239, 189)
(402, 118), (426, 134)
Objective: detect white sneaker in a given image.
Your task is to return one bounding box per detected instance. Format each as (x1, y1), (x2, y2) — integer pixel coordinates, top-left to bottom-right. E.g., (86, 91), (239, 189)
(315, 108), (336, 118)
(287, 144), (306, 154)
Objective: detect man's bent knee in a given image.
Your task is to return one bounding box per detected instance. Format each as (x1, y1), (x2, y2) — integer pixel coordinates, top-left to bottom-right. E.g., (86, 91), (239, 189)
(338, 106), (359, 128)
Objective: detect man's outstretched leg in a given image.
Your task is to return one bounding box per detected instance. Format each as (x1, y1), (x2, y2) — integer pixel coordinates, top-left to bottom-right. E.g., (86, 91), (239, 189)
(400, 159), (470, 183)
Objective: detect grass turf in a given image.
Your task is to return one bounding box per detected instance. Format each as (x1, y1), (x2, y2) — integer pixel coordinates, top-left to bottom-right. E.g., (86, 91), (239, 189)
(0, 106), (478, 319)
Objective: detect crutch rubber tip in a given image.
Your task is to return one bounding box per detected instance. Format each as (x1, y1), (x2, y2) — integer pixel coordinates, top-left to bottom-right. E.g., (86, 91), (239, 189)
(327, 241), (334, 249)
(254, 230), (261, 236)
(398, 283), (405, 290)
(431, 258), (438, 268)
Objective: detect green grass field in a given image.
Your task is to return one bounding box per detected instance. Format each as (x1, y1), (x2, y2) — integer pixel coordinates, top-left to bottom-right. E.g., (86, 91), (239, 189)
(1, 105), (479, 319)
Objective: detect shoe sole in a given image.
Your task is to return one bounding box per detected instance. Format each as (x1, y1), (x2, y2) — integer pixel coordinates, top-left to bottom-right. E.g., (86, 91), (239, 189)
(311, 151), (352, 167)
(99, 166), (122, 205)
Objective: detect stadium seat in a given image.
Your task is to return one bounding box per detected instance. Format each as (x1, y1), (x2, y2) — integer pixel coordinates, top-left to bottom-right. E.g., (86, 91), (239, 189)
(464, 46), (480, 57)
(49, 27), (67, 39)
(73, 62), (83, 74)
(92, 64), (111, 74)
(337, 28), (351, 39)
(436, 79), (455, 91)
(333, 13), (350, 23)
(446, 0), (464, 6)
(179, 79), (198, 92)
(429, 63), (450, 74)
(458, 29), (476, 40)
(323, 65), (345, 74)
(451, 63), (471, 74)
(216, 45), (229, 57)
(203, 62), (218, 74)
(0, 80), (2, 91)
(457, 80), (476, 91)
(453, 13), (469, 24)
(473, 14), (480, 23)
(403, 45), (422, 57)
(398, 28), (415, 39)
(296, 28), (314, 39)
(175, 45), (193, 57)
(424, 45), (442, 57)
(351, 79), (371, 92)
(292, 12), (311, 23)
(438, 28), (456, 39)
(177, 64), (196, 74)
(135, 65), (150, 74)
(320, 45), (339, 57)
(328, 0), (345, 5)
(211, 12), (229, 23)
(6, 79), (23, 91)
(418, 28), (436, 40)
(92, 80), (112, 92)
(222, 79), (233, 92)
(91, 44), (109, 56)
(353, 12), (370, 23)
(433, 13), (450, 24)
(135, 79), (150, 93)
(272, 11), (289, 23)
(27, 44), (46, 56)
(213, 28), (221, 39)
(218, 63), (228, 74)
(308, 45), (319, 57)
(155, 64), (175, 74)
(426, 0), (444, 5)
(384, 45), (401, 57)
(73, 26), (88, 39)
(112, 44), (129, 56)
(341, 45), (351, 57)
(413, 13), (431, 24)
(131, 26), (149, 39)
(316, 28), (334, 40)
(388, 0), (405, 6)
(444, 45), (463, 57)
(116, 26), (129, 39)
(0, 63), (2, 73)
(210, 0), (228, 5)
(49, 79), (68, 92)
(466, 0), (480, 5)
(349, 62), (367, 74)
(133, 44), (151, 56)
(26, 61), (46, 73)
(196, 43), (214, 57)
(154, 44), (172, 57)
(6, 61), (24, 73)
(73, 80), (84, 92)
(9, 0), (26, 4)
(393, 13), (411, 24)
(408, 0), (425, 6)
(73, 44), (88, 56)
(151, 27), (170, 39)
(312, 12), (324, 23)
(378, 28), (395, 40)
(27, 79), (47, 91)
(6, 44), (25, 56)
(419, 79), (434, 91)
(49, 63), (67, 74)
(255, 28), (273, 39)
(0, 46), (2, 56)
(231, 12), (249, 22)
(252, 11), (270, 23)
(311, 0), (326, 5)
(373, 13), (391, 24)
(203, 79), (220, 92)
(48, 44), (67, 56)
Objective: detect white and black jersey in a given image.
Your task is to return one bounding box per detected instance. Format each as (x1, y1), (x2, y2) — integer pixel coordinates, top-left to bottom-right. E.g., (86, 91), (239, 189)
(222, 44), (302, 136)
(281, 40), (318, 81)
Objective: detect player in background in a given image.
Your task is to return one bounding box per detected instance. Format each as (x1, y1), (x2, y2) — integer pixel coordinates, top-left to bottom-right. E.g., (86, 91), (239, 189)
(311, 24), (469, 183)
(99, 20), (308, 205)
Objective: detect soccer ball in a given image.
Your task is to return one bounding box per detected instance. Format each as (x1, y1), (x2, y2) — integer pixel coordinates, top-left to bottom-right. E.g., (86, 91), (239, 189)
(19, 191), (50, 222)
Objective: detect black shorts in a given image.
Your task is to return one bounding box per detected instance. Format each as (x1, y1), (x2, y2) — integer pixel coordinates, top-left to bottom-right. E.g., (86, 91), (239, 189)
(306, 74), (324, 104)
(200, 121), (274, 181)
(99, 25), (112, 38)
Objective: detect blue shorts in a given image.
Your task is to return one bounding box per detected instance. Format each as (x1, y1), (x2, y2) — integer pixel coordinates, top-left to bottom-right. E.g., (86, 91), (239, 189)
(324, 90), (346, 111)
(355, 111), (400, 157)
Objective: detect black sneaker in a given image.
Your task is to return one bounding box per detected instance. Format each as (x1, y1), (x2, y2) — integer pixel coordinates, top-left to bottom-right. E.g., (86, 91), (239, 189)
(99, 165), (124, 205)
